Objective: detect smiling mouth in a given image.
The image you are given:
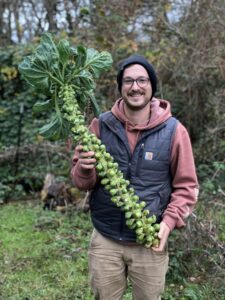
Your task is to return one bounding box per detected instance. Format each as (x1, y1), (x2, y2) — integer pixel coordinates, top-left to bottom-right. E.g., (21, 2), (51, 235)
(129, 93), (143, 97)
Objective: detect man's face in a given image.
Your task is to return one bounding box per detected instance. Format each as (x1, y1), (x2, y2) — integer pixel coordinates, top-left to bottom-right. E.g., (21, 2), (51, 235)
(121, 64), (152, 111)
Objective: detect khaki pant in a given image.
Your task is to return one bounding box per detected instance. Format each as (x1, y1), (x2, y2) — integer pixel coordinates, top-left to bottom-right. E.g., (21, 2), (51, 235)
(88, 229), (169, 300)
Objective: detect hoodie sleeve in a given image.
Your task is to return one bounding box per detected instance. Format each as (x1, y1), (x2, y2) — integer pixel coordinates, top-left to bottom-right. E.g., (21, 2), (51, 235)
(70, 118), (100, 190)
(162, 122), (199, 231)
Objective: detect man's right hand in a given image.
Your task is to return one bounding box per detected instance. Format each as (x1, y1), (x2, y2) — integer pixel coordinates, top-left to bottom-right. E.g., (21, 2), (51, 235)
(75, 145), (96, 173)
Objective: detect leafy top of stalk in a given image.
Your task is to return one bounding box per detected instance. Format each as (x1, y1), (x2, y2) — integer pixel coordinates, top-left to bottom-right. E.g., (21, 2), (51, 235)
(18, 33), (113, 140)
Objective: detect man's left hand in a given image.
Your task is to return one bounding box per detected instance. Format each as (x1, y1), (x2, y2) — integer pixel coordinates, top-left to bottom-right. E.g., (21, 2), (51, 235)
(152, 221), (170, 252)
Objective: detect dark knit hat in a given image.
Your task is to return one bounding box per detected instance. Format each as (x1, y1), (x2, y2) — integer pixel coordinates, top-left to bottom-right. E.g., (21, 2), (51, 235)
(117, 54), (157, 97)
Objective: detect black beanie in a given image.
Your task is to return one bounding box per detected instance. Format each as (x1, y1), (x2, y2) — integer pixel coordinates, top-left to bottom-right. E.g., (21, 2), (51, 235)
(117, 54), (157, 97)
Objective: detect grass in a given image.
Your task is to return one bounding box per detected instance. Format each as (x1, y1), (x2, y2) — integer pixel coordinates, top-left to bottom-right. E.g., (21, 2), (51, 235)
(0, 202), (93, 300)
(0, 201), (224, 300)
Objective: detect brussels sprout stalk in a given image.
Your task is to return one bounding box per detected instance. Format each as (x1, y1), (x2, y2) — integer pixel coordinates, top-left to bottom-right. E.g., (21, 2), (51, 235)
(60, 84), (160, 247)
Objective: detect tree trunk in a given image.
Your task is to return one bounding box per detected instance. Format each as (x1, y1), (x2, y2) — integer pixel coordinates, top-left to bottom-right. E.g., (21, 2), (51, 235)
(43, 0), (58, 32)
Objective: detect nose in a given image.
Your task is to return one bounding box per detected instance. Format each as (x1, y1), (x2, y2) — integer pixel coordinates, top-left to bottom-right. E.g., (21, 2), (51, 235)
(131, 80), (140, 89)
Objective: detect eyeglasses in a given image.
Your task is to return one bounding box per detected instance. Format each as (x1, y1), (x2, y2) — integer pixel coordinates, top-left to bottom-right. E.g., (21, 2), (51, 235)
(122, 77), (150, 88)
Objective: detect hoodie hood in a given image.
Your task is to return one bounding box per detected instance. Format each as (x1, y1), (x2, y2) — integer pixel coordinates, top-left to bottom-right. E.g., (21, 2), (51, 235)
(111, 97), (172, 131)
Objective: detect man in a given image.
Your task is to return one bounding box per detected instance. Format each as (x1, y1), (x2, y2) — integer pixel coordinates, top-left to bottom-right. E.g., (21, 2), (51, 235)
(71, 55), (199, 300)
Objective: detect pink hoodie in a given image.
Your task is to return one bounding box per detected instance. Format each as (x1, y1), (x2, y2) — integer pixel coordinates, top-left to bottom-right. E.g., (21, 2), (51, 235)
(71, 98), (199, 231)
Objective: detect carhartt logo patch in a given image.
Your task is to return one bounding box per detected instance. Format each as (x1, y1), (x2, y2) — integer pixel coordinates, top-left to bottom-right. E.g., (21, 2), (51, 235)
(145, 152), (153, 160)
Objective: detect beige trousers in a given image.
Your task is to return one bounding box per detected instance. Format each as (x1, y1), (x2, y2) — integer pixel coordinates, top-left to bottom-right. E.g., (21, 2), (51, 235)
(88, 229), (169, 300)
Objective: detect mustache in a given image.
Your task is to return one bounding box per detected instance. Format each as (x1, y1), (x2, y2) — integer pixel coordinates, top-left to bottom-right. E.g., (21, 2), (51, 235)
(128, 91), (144, 96)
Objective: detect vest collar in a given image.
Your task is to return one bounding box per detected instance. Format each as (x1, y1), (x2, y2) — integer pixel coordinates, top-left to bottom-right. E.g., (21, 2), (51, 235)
(102, 112), (169, 147)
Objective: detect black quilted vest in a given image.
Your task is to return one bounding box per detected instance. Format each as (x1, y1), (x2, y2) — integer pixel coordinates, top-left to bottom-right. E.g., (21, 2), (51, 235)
(90, 112), (178, 242)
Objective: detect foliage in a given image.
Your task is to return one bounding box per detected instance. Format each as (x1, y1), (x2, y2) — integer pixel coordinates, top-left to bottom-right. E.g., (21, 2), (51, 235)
(163, 199), (225, 300)
(0, 202), (224, 299)
(0, 45), (46, 201)
(142, 0), (225, 148)
(0, 45), (35, 147)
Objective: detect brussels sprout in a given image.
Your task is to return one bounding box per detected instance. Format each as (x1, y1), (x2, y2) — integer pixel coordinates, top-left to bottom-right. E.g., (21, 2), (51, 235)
(146, 226), (155, 234)
(140, 201), (146, 208)
(132, 195), (139, 202)
(113, 162), (119, 168)
(110, 180), (118, 187)
(82, 145), (89, 152)
(101, 178), (110, 185)
(105, 184), (111, 190)
(104, 153), (111, 160)
(108, 169), (116, 177)
(152, 239), (160, 247)
(109, 189), (118, 196)
(95, 152), (101, 159)
(143, 209), (150, 216)
(136, 220), (143, 228)
(125, 211), (133, 219)
(100, 144), (106, 151)
(136, 233), (145, 241)
(107, 162), (114, 168)
(134, 211), (142, 219)
(116, 201), (124, 207)
(154, 223), (160, 231)
(148, 215), (157, 224)
(126, 218), (135, 226)
(92, 144), (99, 151)
(146, 235), (153, 243)
(96, 163), (103, 171)
(136, 228), (143, 235)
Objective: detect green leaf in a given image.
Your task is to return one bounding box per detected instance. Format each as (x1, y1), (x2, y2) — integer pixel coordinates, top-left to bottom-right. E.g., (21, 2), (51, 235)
(75, 70), (95, 90)
(39, 114), (60, 139)
(18, 33), (63, 93)
(36, 33), (59, 70)
(75, 45), (87, 68)
(89, 93), (101, 116)
(57, 39), (71, 65)
(73, 69), (101, 115)
(40, 32), (59, 55)
(33, 99), (53, 113)
(19, 56), (50, 92)
(39, 113), (70, 141)
(86, 48), (113, 78)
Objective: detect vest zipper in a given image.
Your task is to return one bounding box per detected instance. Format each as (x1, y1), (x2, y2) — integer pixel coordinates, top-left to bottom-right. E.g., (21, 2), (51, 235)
(119, 211), (125, 240)
(126, 161), (132, 180)
(136, 143), (145, 176)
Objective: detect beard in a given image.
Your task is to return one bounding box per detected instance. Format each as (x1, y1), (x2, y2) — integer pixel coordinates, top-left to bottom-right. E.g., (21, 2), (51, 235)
(123, 91), (151, 111)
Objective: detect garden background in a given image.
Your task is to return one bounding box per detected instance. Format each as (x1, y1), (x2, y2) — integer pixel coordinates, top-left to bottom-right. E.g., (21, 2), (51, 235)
(0, 0), (224, 299)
